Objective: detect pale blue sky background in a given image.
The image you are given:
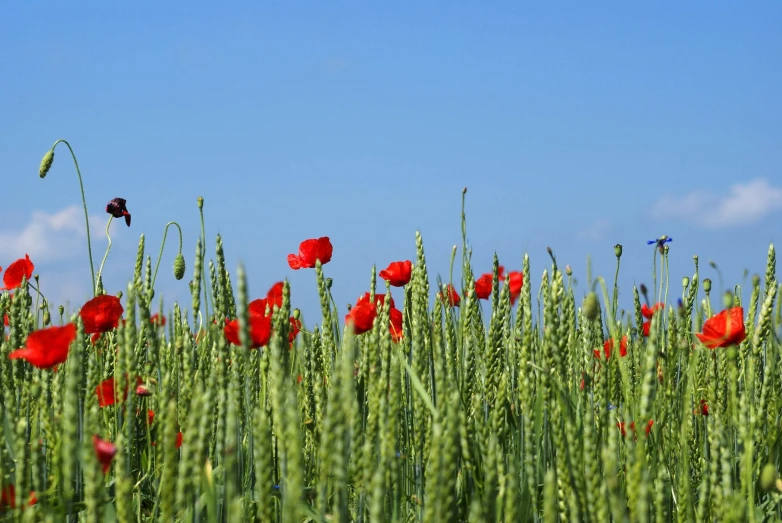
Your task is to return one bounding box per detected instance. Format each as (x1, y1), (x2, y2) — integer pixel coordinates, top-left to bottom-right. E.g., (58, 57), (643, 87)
(1, 2), (780, 324)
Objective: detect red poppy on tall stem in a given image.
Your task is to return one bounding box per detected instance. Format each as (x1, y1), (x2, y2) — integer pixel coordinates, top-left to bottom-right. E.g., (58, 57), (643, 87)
(150, 313), (166, 326)
(223, 313), (273, 349)
(507, 271), (524, 305)
(248, 282), (286, 317)
(439, 284), (460, 307)
(696, 307), (746, 349)
(474, 274), (493, 300)
(96, 375), (143, 407)
(346, 301), (377, 335)
(594, 335), (628, 360)
(356, 292), (395, 310)
(9, 323), (77, 369)
(2, 254), (34, 291)
(93, 435), (117, 473)
(80, 295), (124, 343)
(287, 237), (333, 269)
(389, 307), (404, 342)
(641, 302), (665, 337)
(379, 260), (412, 287)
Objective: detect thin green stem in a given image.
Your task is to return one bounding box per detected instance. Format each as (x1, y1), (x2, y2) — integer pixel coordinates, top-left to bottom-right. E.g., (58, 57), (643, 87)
(96, 216), (114, 294)
(151, 221), (184, 289)
(198, 203), (212, 321)
(48, 139), (96, 295)
(612, 256), (621, 321)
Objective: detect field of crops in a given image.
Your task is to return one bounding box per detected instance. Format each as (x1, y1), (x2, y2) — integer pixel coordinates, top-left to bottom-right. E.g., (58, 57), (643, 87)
(0, 142), (780, 522)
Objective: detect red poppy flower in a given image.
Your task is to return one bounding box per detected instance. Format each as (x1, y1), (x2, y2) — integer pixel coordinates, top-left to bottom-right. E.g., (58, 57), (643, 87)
(474, 274), (493, 300)
(289, 316), (302, 343)
(106, 197), (131, 227)
(379, 260), (412, 287)
(346, 301), (377, 335)
(150, 313), (166, 326)
(223, 313), (273, 349)
(594, 335), (628, 360)
(389, 307), (404, 342)
(9, 323), (77, 369)
(96, 375), (143, 407)
(617, 422), (627, 437)
(176, 432), (183, 448)
(696, 399), (709, 416)
(136, 384), (152, 396)
(356, 292), (395, 310)
(287, 237), (333, 270)
(641, 302), (665, 337)
(507, 271), (524, 305)
(2, 254), (34, 290)
(438, 284), (460, 307)
(248, 282), (286, 317)
(0, 484), (37, 509)
(696, 307), (746, 349)
(93, 435), (117, 474)
(80, 295), (124, 343)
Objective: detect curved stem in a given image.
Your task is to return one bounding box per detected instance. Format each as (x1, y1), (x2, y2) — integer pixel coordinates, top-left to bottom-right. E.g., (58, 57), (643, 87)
(95, 217), (114, 294)
(151, 221), (183, 289)
(50, 139), (96, 296)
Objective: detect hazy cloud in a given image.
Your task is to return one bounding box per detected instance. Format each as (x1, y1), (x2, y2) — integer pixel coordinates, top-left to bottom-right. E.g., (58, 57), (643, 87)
(650, 178), (782, 228)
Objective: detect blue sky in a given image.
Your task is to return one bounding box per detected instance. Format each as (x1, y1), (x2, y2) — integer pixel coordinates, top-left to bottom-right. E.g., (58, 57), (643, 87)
(1, 2), (780, 325)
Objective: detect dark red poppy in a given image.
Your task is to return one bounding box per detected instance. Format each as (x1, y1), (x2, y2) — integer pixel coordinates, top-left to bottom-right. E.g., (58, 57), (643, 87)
(696, 399), (709, 416)
(9, 323), (77, 369)
(594, 335), (628, 360)
(106, 197), (131, 227)
(287, 237), (333, 269)
(96, 375), (143, 407)
(80, 295), (124, 343)
(93, 435), (117, 473)
(389, 307), (404, 342)
(438, 284), (460, 307)
(136, 384), (152, 397)
(507, 271), (524, 305)
(150, 313), (166, 326)
(176, 432), (183, 448)
(346, 301), (377, 335)
(223, 313), (272, 348)
(696, 307), (746, 349)
(0, 484), (37, 509)
(2, 254), (34, 291)
(3, 314), (8, 327)
(379, 260), (412, 287)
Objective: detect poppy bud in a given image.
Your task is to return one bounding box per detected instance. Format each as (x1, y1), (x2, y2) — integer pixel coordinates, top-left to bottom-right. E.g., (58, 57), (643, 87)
(682, 276), (689, 289)
(58, 305), (64, 316)
(614, 244), (623, 259)
(760, 464), (778, 492)
(462, 187), (467, 195)
(565, 265), (572, 276)
(722, 291), (734, 310)
(173, 254), (186, 280)
(326, 278), (333, 290)
(43, 311), (50, 326)
(136, 385), (152, 397)
(39, 149), (54, 178)
(197, 196), (204, 210)
(583, 292), (599, 321)
(116, 291), (123, 300)
(663, 245), (669, 254)
(639, 284), (648, 298)
(293, 308), (301, 320)
(703, 278), (712, 294)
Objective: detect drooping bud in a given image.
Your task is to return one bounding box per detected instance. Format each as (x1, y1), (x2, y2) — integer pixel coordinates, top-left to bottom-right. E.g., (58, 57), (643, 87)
(614, 244), (623, 259)
(703, 278), (712, 294)
(583, 292), (599, 321)
(39, 149), (54, 178)
(173, 253), (186, 280)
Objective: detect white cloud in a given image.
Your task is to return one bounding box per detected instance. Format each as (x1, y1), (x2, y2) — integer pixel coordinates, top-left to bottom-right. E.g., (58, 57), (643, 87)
(578, 218), (611, 241)
(0, 206), (104, 264)
(650, 178), (782, 228)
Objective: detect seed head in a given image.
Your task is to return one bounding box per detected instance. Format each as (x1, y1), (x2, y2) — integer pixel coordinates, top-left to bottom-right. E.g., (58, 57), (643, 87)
(173, 253), (186, 280)
(614, 244), (623, 259)
(39, 149), (54, 178)
(325, 278), (333, 290)
(682, 276), (690, 289)
(197, 196), (204, 210)
(703, 278), (712, 294)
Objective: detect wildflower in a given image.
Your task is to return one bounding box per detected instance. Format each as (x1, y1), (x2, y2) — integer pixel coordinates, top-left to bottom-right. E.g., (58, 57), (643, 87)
(96, 375), (143, 407)
(248, 282), (285, 317)
(93, 435), (117, 473)
(389, 307), (404, 342)
(379, 260), (412, 287)
(2, 254), (34, 290)
(647, 235), (672, 253)
(507, 271), (523, 305)
(223, 313), (272, 349)
(289, 316), (302, 343)
(287, 237), (333, 269)
(474, 273), (493, 300)
(346, 301), (377, 335)
(696, 307), (746, 349)
(696, 399), (709, 416)
(150, 313), (166, 326)
(641, 302), (665, 337)
(80, 295), (124, 343)
(0, 485), (37, 509)
(136, 384), (152, 396)
(594, 335), (628, 360)
(358, 292), (395, 310)
(9, 323), (77, 369)
(438, 284), (460, 307)
(106, 197), (131, 227)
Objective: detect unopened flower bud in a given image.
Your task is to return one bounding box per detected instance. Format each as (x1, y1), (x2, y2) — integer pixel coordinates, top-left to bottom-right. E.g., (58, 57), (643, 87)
(197, 196), (204, 210)
(462, 187), (467, 195)
(722, 291), (734, 309)
(116, 291), (123, 300)
(682, 276), (689, 289)
(43, 311), (50, 325)
(136, 384), (152, 397)
(293, 308), (301, 320)
(58, 305), (65, 316)
(325, 278), (333, 290)
(640, 284), (648, 298)
(703, 278), (712, 294)
(614, 244), (623, 259)
(173, 253), (186, 280)
(760, 464), (778, 492)
(39, 149), (54, 178)
(565, 265), (572, 276)
(583, 292), (599, 321)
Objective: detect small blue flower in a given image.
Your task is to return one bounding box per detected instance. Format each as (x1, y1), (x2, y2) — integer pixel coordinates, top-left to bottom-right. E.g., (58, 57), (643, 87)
(647, 236), (673, 253)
